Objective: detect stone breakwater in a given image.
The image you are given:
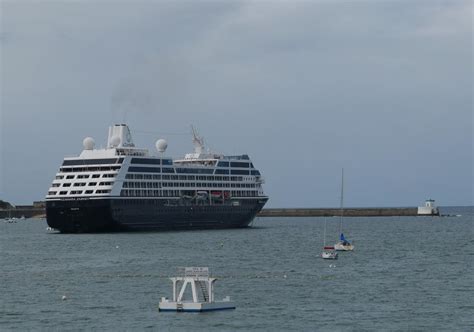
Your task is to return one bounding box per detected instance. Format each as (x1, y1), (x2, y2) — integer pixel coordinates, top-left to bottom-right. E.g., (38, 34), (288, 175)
(0, 207), (45, 219)
(258, 207), (421, 217)
(1, 206), (436, 219)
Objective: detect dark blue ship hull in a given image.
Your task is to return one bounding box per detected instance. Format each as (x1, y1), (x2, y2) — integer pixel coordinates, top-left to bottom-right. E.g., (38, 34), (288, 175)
(46, 197), (268, 233)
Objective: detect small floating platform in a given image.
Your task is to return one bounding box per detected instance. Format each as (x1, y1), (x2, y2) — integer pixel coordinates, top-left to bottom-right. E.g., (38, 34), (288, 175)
(159, 267), (235, 312)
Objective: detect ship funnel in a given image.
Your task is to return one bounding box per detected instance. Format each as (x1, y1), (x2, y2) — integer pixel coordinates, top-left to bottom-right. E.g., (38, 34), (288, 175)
(107, 124), (135, 148)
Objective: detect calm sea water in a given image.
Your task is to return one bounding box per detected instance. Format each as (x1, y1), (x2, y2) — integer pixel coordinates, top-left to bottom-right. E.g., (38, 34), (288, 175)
(1, 206), (473, 331)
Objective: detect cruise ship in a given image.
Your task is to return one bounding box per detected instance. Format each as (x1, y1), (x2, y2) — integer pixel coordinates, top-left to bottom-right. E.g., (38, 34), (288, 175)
(45, 124), (268, 233)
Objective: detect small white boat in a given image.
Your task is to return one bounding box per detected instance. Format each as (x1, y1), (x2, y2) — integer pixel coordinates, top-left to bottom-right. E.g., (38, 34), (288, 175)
(159, 267), (235, 312)
(321, 218), (338, 259)
(321, 246), (338, 260)
(4, 209), (14, 222)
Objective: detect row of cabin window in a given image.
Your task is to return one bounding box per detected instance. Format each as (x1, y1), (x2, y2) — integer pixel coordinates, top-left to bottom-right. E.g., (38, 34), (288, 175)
(48, 189), (111, 195)
(175, 167), (214, 174)
(119, 190), (259, 197)
(223, 169), (256, 175)
(129, 166), (257, 176)
(59, 166), (121, 173)
(55, 173), (116, 180)
(121, 190), (179, 197)
(232, 190), (259, 197)
(122, 181), (258, 189)
(123, 182), (161, 189)
(161, 182), (258, 188)
(130, 158), (173, 165)
(125, 174), (247, 182)
(128, 166), (175, 173)
(132, 167), (231, 175)
(216, 161), (254, 168)
(52, 181), (113, 188)
(62, 158), (124, 166)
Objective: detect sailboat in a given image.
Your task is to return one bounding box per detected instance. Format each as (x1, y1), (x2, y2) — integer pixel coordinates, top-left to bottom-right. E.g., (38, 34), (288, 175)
(4, 208), (13, 223)
(334, 168), (354, 251)
(321, 217), (338, 259)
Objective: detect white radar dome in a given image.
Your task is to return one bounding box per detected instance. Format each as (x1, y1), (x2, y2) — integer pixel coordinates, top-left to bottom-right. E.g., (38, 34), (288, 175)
(83, 137), (95, 150)
(155, 139), (168, 153)
(110, 135), (121, 147)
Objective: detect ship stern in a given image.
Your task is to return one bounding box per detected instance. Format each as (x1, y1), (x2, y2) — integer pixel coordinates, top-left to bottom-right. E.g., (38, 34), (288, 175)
(46, 199), (117, 233)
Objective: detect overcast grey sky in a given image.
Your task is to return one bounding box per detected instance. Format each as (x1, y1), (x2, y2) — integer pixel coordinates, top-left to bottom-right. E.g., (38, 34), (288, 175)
(1, 0), (472, 207)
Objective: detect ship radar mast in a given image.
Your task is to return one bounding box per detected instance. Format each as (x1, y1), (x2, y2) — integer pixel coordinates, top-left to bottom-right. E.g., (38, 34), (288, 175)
(191, 125), (205, 154)
(180, 125), (222, 160)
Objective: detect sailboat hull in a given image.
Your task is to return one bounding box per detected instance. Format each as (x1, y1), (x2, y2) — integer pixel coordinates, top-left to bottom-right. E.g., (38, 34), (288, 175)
(321, 251), (338, 259)
(334, 242), (354, 251)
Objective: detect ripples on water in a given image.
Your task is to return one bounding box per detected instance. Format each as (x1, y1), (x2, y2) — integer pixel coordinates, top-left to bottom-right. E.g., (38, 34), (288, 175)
(1, 207), (472, 331)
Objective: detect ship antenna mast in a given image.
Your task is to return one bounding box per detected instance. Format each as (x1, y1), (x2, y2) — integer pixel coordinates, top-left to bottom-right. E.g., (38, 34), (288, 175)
(339, 168), (344, 234)
(191, 125), (204, 154)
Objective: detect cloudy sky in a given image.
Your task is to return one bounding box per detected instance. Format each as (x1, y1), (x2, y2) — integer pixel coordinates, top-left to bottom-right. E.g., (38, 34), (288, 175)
(1, 0), (472, 207)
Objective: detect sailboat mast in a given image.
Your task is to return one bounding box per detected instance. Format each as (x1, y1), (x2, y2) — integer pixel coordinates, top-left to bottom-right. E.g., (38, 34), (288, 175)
(339, 168), (344, 234)
(323, 217), (327, 246)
